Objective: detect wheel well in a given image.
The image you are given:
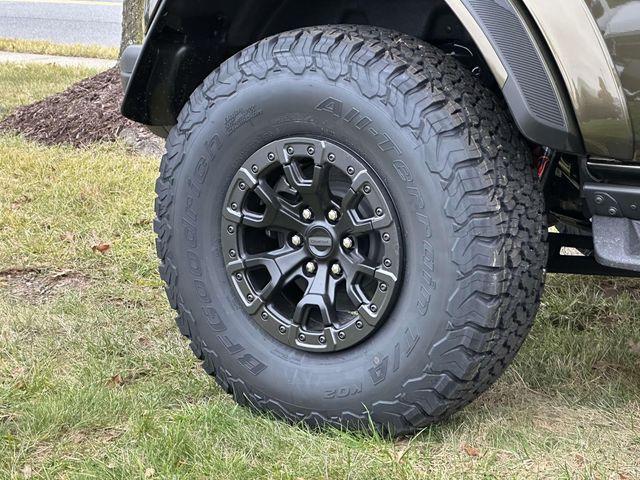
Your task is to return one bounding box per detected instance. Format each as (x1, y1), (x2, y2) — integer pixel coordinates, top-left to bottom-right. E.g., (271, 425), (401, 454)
(123, 0), (496, 126)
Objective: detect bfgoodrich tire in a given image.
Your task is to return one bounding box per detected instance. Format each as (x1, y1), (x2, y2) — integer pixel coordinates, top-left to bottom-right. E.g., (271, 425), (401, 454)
(154, 25), (547, 435)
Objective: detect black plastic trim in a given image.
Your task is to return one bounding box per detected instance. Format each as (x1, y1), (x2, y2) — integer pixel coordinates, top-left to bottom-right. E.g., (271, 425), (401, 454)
(462, 0), (583, 153)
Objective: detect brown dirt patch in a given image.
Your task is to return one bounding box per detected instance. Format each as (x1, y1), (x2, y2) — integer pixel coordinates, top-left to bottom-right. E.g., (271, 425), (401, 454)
(0, 67), (164, 155)
(0, 268), (90, 303)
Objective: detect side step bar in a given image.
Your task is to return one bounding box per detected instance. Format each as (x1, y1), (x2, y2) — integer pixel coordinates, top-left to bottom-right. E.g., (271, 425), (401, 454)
(547, 233), (640, 277)
(579, 182), (640, 274)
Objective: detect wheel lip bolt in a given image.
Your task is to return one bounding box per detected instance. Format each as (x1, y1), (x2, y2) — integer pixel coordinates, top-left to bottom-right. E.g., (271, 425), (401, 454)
(328, 153), (336, 162)
(261, 311), (268, 320)
(302, 208), (313, 221)
(375, 207), (383, 216)
(383, 258), (392, 267)
(278, 325), (286, 334)
(291, 234), (303, 247)
(382, 232), (390, 242)
(330, 263), (342, 276)
(287, 146), (295, 155)
(363, 184), (372, 194)
(347, 166), (355, 175)
(229, 249), (237, 258)
(251, 164), (259, 173)
(247, 293), (254, 302)
(327, 209), (339, 222)
(355, 320), (364, 329)
(342, 237), (354, 250)
(370, 304), (378, 312)
(338, 331), (346, 340)
(227, 225), (235, 234)
(235, 273), (243, 281)
(298, 333), (306, 342)
(319, 335), (326, 344)
(379, 283), (387, 292)
(239, 181), (247, 190)
(307, 146), (315, 155)
(305, 261), (317, 274)
(267, 152), (276, 161)
(231, 202), (238, 211)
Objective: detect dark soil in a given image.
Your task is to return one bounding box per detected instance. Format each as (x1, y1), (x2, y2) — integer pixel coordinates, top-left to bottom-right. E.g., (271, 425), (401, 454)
(0, 67), (164, 155)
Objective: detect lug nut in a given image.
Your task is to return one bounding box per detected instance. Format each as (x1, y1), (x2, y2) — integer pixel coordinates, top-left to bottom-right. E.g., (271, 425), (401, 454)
(330, 263), (342, 276)
(305, 261), (317, 274)
(327, 209), (339, 222)
(291, 234), (303, 247)
(302, 208), (313, 221)
(342, 237), (354, 250)
(307, 146), (315, 155)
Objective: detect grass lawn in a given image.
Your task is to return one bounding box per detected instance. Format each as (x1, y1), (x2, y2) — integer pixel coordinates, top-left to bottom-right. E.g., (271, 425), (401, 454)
(0, 38), (118, 60)
(0, 63), (639, 479)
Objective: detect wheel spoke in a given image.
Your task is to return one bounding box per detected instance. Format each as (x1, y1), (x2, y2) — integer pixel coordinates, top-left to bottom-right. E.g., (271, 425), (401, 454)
(228, 246), (307, 301)
(241, 181), (307, 232)
(283, 161), (335, 214)
(293, 264), (338, 327)
(336, 209), (393, 236)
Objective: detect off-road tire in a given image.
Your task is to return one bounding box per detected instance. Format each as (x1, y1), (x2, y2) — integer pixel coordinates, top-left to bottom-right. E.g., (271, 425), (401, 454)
(154, 25), (547, 435)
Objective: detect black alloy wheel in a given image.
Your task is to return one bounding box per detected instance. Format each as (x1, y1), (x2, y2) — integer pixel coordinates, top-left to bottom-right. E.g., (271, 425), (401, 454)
(221, 138), (403, 352)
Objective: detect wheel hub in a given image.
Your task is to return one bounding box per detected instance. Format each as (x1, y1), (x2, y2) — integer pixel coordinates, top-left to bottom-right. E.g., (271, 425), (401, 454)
(221, 137), (403, 352)
(306, 224), (336, 259)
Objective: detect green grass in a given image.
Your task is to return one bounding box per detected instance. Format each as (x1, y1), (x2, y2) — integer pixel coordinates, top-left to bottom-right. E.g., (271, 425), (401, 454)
(0, 37), (118, 60)
(0, 63), (639, 479)
(0, 62), (101, 120)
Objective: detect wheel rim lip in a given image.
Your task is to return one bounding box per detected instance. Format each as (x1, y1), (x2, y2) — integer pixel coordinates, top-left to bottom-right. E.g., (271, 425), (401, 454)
(220, 136), (404, 353)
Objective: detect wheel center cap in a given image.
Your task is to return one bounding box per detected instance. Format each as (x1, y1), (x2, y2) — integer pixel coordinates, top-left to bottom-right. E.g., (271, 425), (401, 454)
(306, 225), (335, 259)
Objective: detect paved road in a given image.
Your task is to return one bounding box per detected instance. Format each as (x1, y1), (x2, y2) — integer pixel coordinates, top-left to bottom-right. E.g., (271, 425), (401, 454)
(0, 0), (122, 47)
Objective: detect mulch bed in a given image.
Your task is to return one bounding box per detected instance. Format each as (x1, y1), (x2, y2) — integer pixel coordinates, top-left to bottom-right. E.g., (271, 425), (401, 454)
(0, 66), (162, 154)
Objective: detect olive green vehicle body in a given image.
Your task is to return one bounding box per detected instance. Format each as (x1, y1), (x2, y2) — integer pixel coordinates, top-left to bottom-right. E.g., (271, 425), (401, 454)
(585, 0), (640, 161)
